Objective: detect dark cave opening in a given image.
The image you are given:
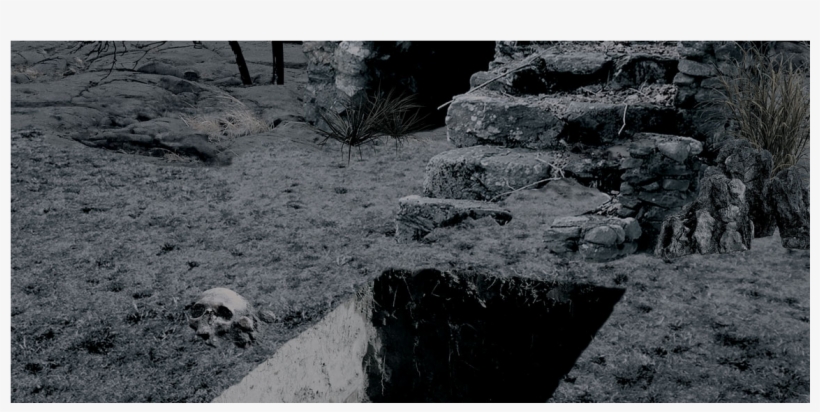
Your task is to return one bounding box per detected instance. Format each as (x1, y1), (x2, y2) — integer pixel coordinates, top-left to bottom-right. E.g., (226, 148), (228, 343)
(363, 269), (624, 402)
(367, 41), (497, 128)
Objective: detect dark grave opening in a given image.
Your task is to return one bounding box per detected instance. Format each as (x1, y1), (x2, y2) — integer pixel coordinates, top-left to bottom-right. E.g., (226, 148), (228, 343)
(363, 269), (624, 402)
(367, 42), (496, 127)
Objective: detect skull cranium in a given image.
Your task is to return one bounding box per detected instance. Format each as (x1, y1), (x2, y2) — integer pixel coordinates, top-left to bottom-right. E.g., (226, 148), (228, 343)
(188, 287), (256, 347)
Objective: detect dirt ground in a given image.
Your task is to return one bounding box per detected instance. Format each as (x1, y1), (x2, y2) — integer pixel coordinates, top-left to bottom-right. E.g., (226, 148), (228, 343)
(9, 41), (810, 402)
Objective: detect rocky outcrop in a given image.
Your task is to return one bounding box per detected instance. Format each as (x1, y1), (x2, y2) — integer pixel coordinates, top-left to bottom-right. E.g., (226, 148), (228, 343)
(766, 167), (810, 249)
(713, 139), (775, 237)
(655, 168), (753, 259)
(395, 196), (512, 243)
(544, 215), (642, 262)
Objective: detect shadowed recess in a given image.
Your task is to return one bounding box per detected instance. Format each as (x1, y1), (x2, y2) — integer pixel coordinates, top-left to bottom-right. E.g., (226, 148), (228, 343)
(363, 269), (625, 402)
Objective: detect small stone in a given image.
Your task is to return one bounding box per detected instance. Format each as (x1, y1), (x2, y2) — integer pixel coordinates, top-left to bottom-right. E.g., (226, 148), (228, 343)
(642, 182), (661, 192)
(672, 72), (696, 86)
(678, 59), (717, 78)
(622, 218), (642, 241)
(699, 77), (724, 89)
(657, 140), (691, 163)
(584, 225), (621, 246)
(11, 73), (31, 84)
(662, 179), (690, 191)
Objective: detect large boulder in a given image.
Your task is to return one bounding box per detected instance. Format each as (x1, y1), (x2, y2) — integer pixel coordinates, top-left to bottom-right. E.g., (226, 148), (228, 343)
(714, 139), (776, 237)
(545, 215), (642, 262)
(423, 146), (558, 201)
(395, 195), (512, 243)
(766, 167), (810, 249)
(655, 168), (753, 259)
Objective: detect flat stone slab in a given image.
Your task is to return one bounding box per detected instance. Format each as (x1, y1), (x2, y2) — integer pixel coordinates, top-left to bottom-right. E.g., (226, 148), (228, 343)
(446, 94), (565, 149)
(423, 145), (559, 201)
(446, 93), (678, 149)
(395, 195), (513, 243)
(544, 215), (642, 262)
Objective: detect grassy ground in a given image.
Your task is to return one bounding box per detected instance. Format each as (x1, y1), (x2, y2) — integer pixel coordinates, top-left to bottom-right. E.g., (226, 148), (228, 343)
(9, 50), (809, 401)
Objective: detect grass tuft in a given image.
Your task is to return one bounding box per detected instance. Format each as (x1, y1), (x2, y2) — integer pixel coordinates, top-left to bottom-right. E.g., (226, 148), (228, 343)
(714, 43), (810, 176)
(181, 94), (270, 142)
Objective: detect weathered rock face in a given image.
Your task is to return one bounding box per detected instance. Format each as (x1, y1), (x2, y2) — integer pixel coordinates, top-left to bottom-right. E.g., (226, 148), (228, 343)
(446, 94), (565, 149)
(423, 146), (559, 201)
(617, 133), (703, 246)
(302, 41), (374, 124)
(395, 195), (512, 243)
(544, 215), (641, 262)
(713, 139), (775, 237)
(655, 168), (753, 259)
(766, 167), (810, 249)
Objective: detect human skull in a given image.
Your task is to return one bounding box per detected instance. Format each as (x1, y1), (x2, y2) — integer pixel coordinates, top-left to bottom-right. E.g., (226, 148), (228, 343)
(188, 287), (256, 347)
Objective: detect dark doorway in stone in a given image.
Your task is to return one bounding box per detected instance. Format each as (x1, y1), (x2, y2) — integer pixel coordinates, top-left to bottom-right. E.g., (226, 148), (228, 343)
(368, 42), (496, 127)
(363, 269), (625, 402)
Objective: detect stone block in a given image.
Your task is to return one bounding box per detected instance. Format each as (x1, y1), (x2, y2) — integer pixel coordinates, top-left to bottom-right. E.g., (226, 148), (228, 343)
(395, 195), (513, 243)
(423, 146), (557, 201)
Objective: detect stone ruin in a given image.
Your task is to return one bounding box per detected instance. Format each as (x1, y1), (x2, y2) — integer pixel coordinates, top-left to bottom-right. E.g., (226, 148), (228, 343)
(302, 41), (810, 261)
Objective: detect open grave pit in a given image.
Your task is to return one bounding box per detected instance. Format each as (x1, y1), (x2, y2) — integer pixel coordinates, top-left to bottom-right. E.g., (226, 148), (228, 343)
(215, 269), (624, 402)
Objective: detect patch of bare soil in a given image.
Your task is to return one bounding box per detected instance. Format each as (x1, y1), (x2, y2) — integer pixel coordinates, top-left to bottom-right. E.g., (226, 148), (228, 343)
(10, 41), (809, 403)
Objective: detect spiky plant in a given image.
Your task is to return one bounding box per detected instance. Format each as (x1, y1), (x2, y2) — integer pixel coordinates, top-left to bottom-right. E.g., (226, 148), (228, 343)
(371, 89), (428, 153)
(715, 42), (810, 176)
(313, 88), (428, 164)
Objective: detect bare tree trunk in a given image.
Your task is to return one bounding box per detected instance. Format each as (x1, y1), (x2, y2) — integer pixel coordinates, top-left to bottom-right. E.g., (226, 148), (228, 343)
(271, 41), (284, 85)
(228, 41), (252, 86)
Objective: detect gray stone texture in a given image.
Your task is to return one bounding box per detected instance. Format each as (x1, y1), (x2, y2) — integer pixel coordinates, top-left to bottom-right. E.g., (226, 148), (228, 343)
(713, 139), (776, 237)
(617, 133), (703, 245)
(446, 94), (565, 149)
(766, 168), (810, 249)
(423, 145), (557, 201)
(395, 195), (512, 243)
(655, 167), (753, 259)
(545, 215), (641, 262)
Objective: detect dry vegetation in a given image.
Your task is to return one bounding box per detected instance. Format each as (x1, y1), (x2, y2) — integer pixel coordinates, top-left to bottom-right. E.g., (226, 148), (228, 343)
(715, 42), (810, 175)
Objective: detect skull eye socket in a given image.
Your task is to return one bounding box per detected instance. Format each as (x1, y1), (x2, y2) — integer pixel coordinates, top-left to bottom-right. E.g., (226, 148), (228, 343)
(190, 303), (208, 318)
(215, 305), (233, 320)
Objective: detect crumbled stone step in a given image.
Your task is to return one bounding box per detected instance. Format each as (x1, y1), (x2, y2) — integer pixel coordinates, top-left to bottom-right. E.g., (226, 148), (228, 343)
(423, 145), (559, 201)
(395, 195), (512, 243)
(545, 215), (641, 262)
(446, 94), (565, 149)
(471, 51), (677, 95)
(446, 94), (678, 149)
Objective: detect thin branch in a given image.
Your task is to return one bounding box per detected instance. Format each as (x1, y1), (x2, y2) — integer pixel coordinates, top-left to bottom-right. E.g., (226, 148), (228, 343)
(618, 104), (629, 136)
(437, 53), (542, 110)
(489, 177), (562, 202)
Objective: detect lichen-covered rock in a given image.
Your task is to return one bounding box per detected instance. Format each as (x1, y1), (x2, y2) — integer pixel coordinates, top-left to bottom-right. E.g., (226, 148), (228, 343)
(766, 168), (810, 249)
(423, 146), (558, 201)
(714, 139), (775, 237)
(655, 168), (753, 259)
(545, 215), (641, 262)
(446, 94), (565, 149)
(395, 195), (512, 243)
